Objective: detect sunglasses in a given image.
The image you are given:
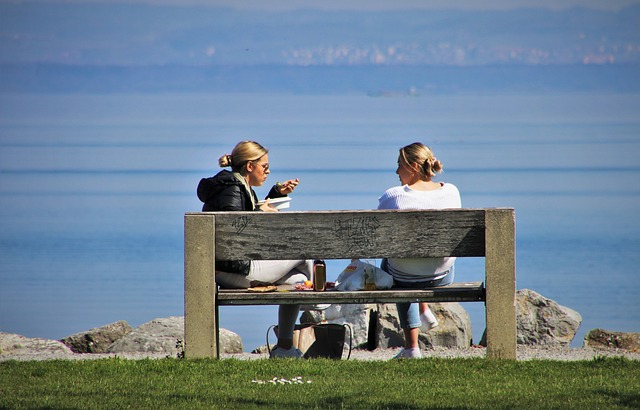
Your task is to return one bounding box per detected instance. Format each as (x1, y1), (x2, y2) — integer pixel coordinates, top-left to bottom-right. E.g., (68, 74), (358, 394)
(250, 161), (270, 171)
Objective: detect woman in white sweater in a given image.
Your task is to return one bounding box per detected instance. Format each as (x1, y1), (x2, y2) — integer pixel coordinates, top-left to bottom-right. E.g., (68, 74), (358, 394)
(377, 142), (461, 359)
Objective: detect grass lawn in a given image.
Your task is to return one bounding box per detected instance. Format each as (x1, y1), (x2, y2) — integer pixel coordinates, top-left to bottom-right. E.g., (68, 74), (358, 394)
(1, 356), (639, 409)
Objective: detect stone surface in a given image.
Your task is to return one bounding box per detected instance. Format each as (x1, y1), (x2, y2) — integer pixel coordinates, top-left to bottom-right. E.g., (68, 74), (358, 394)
(3, 322), (640, 363)
(218, 328), (244, 354)
(0, 332), (73, 358)
(515, 289), (582, 346)
(60, 320), (133, 353)
(106, 317), (182, 355)
(323, 303), (373, 348)
(373, 302), (473, 349)
(304, 302), (472, 350)
(480, 288), (582, 346)
(107, 316), (243, 355)
(584, 329), (640, 352)
(298, 304), (373, 350)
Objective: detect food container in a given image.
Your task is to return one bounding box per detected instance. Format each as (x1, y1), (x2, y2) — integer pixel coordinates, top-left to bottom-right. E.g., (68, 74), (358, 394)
(257, 197), (291, 210)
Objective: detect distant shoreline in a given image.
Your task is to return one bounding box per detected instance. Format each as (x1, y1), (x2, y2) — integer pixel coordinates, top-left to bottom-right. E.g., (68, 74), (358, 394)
(2, 64), (639, 94)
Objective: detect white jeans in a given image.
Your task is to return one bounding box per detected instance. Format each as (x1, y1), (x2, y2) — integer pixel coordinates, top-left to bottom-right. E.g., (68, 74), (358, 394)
(215, 259), (313, 289)
(215, 259), (313, 344)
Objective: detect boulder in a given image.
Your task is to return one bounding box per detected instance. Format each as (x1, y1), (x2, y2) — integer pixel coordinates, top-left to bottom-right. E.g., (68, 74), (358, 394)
(0, 332), (73, 358)
(323, 303), (373, 348)
(480, 288), (582, 346)
(217, 328), (244, 354)
(299, 304), (373, 350)
(107, 316), (243, 355)
(306, 302), (473, 350)
(302, 302), (472, 350)
(60, 320), (133, 353)
(584, 329), (640, 352)
(373, 302), (472, 349)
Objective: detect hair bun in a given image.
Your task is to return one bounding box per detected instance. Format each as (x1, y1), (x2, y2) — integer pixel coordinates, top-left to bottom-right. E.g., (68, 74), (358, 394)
(431, 158), (443, 173)
(218, 153), (233, 168)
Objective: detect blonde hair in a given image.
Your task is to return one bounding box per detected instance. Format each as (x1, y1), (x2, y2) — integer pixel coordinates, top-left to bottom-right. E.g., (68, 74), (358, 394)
(218, 140), (268, 172)
(399, 142), (443, 178)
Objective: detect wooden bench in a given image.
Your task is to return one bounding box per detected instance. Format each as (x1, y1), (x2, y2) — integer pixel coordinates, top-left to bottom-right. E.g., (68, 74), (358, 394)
(184, 208), (516, 359)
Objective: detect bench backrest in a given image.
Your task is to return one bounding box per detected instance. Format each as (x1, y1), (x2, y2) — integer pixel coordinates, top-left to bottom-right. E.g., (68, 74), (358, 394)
(185, 208), (512, 261)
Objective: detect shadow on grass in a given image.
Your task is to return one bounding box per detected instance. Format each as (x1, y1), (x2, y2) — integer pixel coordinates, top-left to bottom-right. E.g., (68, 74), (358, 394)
(597, 389), (640, 409)
(218, 396), (472, 409)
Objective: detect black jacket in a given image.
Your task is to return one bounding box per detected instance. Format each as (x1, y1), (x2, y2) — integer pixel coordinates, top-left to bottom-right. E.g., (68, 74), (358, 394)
(196, 170), (285, 274)
(198, 170), (256, 212)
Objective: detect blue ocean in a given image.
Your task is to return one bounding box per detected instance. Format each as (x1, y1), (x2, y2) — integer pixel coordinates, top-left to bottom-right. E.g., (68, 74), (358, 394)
(1, 92), (639, 351)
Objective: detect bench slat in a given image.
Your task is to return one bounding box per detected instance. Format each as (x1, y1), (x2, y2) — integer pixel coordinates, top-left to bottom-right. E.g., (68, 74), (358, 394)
(217, 282), (485, 305)
(190, 209), (487, 260)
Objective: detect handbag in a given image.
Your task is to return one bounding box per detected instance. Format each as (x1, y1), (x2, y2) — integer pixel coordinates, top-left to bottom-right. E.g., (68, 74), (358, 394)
(268, 323), (353, 360)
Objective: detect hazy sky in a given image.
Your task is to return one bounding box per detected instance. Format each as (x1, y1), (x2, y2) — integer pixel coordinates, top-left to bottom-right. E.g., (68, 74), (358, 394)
(20, 0), (640, 10)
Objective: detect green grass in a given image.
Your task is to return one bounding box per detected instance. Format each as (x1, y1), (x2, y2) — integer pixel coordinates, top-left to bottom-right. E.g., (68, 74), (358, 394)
(1, 356), (639, 409)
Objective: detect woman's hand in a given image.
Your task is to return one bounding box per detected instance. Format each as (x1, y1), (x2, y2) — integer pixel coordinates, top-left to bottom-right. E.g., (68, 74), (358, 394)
(277, 178), (299, 195)
(259, 199), (278, 212)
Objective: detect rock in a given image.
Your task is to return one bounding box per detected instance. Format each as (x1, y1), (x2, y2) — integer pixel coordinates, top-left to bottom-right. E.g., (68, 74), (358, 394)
(60, 320), (133, 353)
(106, 317), (183, 355)
(300, 310), (325, 325)
(323, 304), (373, 348)
(0, 332), (73, 358)
(107, 316), (243, 355)
(515, 289), (582, 346)
(315, 302), (473, 350)
(252, 345), (273, 354)
(480, 289), (582, 346)
(584, 329), (640, 352)
(373, 302), (472, 349)
(425, 303), (473, 348)
(297, 305), (373, 351)
(219, 328), (243, 353)
(300, 304), (374, 349)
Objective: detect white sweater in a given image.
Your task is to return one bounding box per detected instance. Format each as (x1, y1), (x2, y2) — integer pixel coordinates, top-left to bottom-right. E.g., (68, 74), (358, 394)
(377, 183), (461, 282)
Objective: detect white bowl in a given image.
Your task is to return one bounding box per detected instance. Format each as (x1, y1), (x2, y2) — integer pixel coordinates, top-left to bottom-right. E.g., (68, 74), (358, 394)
(258, 197), (291, 210)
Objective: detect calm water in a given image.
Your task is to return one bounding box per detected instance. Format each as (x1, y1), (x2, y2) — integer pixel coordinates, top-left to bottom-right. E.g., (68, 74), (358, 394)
(1, 92), (639, 351)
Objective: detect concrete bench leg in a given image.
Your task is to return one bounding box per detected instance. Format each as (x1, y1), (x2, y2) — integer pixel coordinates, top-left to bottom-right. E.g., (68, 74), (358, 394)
(184, 214), (217, 358)
(485, 209), (517, 359)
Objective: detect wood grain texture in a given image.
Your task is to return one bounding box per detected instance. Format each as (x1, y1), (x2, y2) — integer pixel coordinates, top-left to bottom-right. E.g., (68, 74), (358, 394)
(186, 209), (487, 260)
(217, 282), (485, 305)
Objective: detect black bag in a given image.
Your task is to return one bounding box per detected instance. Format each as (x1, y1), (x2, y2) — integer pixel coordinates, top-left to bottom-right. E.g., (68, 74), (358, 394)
(268, 323), (353, 360)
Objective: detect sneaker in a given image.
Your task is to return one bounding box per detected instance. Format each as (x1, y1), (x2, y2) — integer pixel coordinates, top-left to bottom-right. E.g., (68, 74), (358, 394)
(393, 347), (422, 359)
(269, 346), (303, 359)
(420, 310), (439, 331)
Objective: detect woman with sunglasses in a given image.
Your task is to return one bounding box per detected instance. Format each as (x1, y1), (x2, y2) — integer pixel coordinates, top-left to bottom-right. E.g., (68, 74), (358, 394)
(197, 140), (310, 358)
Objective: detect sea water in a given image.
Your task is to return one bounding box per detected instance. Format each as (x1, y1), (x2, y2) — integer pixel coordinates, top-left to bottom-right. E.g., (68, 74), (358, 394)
(0, 92), (639, 351)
